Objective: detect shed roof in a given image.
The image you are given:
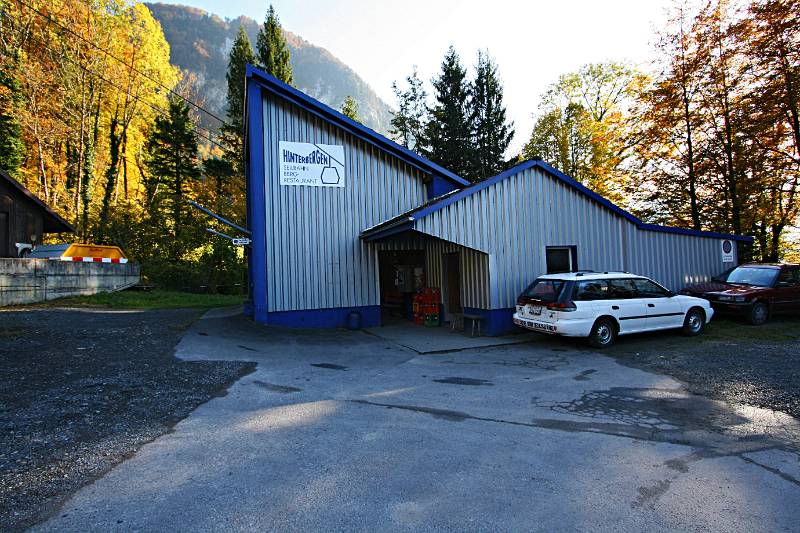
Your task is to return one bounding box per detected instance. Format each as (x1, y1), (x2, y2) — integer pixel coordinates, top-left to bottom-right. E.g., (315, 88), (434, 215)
(245, 64), (470, 188)
(361, 159), (753, 243)
(0, 169), (75, 233)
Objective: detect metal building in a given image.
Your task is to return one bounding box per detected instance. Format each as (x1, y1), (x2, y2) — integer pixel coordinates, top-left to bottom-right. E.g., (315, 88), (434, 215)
(245, 65), (751, 334)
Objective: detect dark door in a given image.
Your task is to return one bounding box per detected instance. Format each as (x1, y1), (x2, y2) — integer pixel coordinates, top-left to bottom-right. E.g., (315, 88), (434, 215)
(445, 252), (461, 314)
(0, 212), (8, 257)
(774, 266), (800, 312)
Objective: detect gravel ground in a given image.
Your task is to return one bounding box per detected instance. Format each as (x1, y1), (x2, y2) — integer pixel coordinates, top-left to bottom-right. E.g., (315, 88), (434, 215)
(608, 316), (800, 419)
(0, 308), (254, 532)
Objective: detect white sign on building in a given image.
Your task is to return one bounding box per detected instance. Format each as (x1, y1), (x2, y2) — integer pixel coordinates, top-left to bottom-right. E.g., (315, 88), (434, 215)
(721, 239), (735, 263)
(278, 141), (345, 187)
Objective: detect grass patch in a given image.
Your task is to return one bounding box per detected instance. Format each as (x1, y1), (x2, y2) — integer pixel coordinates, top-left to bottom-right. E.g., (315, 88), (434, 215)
(37, 289), (245, 310)
(703, 315), (800, 343)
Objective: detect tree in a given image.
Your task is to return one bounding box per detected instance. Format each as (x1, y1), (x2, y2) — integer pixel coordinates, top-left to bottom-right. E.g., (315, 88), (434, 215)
(635, 3), (705, 229)
(390, 67), (428, 150)
(0, 58), (25, 176)
(523, 62), (644, 201)
(222, 26), (255, 176)
(425, 46), (474, 180)
(340, 95), (361, 122)
(144, 97), (201, 262)
(256, 5), (293, 85)
(470, 50), (514, 179)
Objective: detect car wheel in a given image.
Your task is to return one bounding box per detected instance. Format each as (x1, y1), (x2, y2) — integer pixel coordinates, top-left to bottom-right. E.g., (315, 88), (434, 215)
(589, 318), (617, 348)
(682, 307), (705, 336)
(749, 301), (769, 326)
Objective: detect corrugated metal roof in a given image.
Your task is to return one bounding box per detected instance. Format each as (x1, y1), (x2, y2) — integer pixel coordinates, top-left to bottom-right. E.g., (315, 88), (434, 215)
(361, 159), (753, 243)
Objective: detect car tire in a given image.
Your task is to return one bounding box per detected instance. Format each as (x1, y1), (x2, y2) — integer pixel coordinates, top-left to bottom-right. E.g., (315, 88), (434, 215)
(682, 307), (705, 336)
(588, 317), (617, 348)
(749, 301), (769, 326)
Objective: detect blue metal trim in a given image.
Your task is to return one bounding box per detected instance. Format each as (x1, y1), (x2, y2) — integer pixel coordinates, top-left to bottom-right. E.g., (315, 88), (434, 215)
(362, 220), (415, 242)
(428, 175), (460, 198)
(462, 307), (518, 336)
(410, 159), (753, 243)
(245, 64), (469, 188)
(265, 305), (381, 328)
(246, 78), (269, 323)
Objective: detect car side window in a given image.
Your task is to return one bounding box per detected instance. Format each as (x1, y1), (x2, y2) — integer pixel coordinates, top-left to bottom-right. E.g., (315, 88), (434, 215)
(574, 280), (610, 301)
(632, 279), (671, 298)
(608, 279), (637, 299)
(777, 268), (799, 286)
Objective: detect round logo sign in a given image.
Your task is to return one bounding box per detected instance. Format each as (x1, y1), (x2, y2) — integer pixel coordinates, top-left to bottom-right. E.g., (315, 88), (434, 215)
(722, 240), (732, 254)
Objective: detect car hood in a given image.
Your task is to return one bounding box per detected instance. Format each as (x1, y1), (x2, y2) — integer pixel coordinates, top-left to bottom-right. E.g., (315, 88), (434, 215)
(683, 281), (736, 294)
(707, 285), (769, 296)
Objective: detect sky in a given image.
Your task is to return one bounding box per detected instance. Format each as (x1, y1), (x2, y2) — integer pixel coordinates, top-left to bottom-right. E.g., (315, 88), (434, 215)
(161, 0), (675, 153)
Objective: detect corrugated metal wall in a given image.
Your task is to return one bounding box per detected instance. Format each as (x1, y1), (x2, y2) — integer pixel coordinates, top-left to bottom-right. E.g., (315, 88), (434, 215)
(416, 166), (736, 308)
(261, 95), (429, 312)
(376, 234), (489, 309)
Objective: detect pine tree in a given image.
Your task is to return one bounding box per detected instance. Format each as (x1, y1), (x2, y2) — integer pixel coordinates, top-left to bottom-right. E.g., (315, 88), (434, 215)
(222, 26), (255, 176)
(470, 50), (514, 179)
(340, 95), (361, 122)
(144, 97), (201, 261)
(0, 59), (25, 176)
(425, 46), (474, 179)
(256, 5), (293, 85)
(390, 67), (428, 150)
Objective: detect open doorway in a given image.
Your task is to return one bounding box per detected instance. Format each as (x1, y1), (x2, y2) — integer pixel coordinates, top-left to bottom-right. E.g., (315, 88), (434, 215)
(378, 250), (425, 322)
(444, 252), (461, 319)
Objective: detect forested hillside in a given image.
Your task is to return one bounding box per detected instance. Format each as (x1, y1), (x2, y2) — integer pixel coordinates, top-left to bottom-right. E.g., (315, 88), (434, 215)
(144, 3), (393, 134)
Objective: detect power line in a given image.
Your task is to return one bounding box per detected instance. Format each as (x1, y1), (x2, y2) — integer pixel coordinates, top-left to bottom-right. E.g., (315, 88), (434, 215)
(2, 12), (227, 149)
(14, 0), (231, 128)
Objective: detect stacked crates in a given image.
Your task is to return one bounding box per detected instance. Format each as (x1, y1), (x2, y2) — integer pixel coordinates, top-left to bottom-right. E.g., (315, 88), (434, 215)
(412, 287), (440, 327)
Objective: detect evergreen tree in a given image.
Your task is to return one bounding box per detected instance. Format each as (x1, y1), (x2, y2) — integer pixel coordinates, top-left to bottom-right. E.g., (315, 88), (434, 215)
(144, 97), (201, 261)
(390, 67), (428, 150)
(222, 26), (255, 176)
(425, 46), (474, 179)
(470, 50), (514, 179)
(256, 5), (293, 85)
(0, 59), (25, 176)
(340, 95), (361, 122)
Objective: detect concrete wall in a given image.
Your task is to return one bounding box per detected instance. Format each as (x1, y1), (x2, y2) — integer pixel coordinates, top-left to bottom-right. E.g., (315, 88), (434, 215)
(0, 259), (140, 306)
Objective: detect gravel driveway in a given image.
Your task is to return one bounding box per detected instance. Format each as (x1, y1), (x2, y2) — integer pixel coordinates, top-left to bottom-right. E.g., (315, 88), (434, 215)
(604, 316), (800, 419)
(0, 308), (254, 532)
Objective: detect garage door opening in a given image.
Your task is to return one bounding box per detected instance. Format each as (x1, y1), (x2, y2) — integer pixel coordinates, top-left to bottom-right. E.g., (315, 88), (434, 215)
(378, 250), (425, 322)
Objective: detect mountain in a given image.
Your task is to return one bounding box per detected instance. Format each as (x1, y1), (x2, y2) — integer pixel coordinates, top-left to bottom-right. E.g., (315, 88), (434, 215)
(145, 3), (394, 135)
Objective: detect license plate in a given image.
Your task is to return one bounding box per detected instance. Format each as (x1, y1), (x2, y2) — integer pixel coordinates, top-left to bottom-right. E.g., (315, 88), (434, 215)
(528, 305), (542, 316)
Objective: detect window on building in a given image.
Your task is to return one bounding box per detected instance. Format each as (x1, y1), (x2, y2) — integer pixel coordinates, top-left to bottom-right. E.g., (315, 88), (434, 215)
(546, 246), (577, 274)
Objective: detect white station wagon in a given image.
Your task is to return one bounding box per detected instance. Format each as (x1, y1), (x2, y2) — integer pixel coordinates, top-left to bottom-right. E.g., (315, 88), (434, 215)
(513, 272), (714, 348)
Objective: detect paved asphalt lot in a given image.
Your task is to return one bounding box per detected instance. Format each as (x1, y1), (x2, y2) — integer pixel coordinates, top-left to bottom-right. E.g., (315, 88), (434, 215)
(33, 309), (800, 532)
(0, 308), (254, 532)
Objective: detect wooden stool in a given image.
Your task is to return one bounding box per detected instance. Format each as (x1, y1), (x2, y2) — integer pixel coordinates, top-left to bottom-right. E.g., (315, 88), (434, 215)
(463, 314), (483, 337)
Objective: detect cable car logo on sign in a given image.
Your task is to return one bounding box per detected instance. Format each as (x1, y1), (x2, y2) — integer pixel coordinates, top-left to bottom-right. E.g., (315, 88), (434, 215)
(279, 141), (345, 187)
(721, 239), (734, 263)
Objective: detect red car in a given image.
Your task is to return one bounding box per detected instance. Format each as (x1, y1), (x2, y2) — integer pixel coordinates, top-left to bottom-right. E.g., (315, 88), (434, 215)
(680, 263), (800, 325)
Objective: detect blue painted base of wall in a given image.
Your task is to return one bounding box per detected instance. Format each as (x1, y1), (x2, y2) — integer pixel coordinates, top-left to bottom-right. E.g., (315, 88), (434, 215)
(463, 307), (518, 336)
(253, 305), (381, 329)
(243, 300), (254, 317)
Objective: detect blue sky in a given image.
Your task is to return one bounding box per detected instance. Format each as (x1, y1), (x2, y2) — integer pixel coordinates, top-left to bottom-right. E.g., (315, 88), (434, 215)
(160, 0), (675, 153)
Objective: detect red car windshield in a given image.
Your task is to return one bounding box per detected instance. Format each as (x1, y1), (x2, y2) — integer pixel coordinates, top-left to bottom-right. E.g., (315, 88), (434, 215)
(723, 267), (778, 288)
(520, 280), (566, 303)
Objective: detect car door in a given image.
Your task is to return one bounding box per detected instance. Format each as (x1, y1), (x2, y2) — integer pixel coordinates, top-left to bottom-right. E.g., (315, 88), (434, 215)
(606, 279), (648, 333)
(773, 266), (800, 313)
(633, 278), (684, 329)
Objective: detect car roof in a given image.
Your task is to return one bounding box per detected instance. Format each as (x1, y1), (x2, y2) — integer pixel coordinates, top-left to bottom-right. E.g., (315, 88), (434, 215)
(738, 263), (798, 269)
(536, 272), (647, 281)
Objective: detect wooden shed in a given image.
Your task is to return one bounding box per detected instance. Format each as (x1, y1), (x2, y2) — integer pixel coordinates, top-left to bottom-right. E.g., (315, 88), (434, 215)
(0, 169), (74, 257)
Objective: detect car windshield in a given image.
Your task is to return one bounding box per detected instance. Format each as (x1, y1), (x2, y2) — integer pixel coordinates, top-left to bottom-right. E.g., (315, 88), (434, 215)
(521, 279), (566, 303)
(722, 267), (778, 287)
